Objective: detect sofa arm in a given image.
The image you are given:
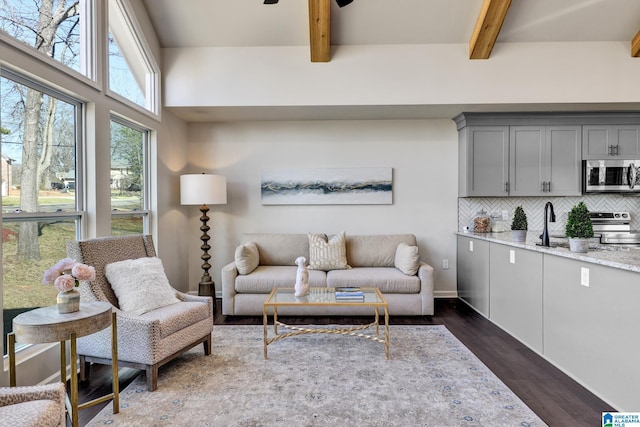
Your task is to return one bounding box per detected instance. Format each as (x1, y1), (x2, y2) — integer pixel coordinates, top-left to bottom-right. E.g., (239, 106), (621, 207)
(418, 262), (435, 315)
(221, 261), (238, 315)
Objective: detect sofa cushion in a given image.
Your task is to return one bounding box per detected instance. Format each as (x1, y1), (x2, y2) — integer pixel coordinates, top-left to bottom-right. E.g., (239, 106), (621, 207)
(327, 267), (421, 293)
(105, 257), (180, 315)
(346, 234), (417, 267)
(308, 232), (351, 271)
(235, 266), (327, 293)
(241, 233), (315, 266)
(395, 243), (420, 275)
(235, 242), (259, 275)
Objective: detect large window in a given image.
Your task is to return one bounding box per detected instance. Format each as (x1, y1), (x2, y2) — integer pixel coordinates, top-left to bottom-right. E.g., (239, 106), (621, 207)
(1, 70), (83, 354)
(0, 0), (94, 78)
(110, 117), (148, 235)
(108, 0), (159, 114)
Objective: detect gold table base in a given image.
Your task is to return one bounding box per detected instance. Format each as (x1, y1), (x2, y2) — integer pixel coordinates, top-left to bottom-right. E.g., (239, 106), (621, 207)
(262, 288), (390, 359)
(8, 304), (119, 427)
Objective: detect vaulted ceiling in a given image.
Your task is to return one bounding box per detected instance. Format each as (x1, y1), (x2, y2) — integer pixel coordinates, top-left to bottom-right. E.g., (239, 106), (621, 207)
(141, 0), (640, 121)
(143, 0), (640, 58)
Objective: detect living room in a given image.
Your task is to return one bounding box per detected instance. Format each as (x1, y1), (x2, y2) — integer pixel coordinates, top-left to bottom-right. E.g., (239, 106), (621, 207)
(1, 0), (640, 425)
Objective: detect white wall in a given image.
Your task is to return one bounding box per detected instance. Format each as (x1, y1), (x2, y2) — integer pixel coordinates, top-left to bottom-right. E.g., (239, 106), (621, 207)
(185, 119), (459, 297)
(164, 42), (640, 109)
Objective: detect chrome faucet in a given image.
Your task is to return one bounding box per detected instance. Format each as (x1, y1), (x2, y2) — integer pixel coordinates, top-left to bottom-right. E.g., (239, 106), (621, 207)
(540, 202), (556, 247)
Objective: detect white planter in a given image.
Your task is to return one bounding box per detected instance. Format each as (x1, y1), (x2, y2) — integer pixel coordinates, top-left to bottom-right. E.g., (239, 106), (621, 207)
(569, 238), (590, 253)
(512, 230), (527, 242)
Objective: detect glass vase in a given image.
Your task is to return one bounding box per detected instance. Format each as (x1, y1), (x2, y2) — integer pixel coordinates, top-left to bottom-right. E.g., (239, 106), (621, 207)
(57, 288), (80, 314)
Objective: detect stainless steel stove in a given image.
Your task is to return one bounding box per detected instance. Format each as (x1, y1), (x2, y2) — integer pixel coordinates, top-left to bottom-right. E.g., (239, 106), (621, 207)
(590, 211), (640, 245)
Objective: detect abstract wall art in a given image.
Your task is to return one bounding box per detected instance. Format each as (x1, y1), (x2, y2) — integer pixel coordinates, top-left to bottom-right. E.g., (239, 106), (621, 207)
(261, 167), (393, 205)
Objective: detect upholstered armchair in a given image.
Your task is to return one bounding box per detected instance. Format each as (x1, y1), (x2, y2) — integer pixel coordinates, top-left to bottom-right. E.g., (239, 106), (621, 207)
(66, 235), (213, 391)
(0, 383), (66, 427)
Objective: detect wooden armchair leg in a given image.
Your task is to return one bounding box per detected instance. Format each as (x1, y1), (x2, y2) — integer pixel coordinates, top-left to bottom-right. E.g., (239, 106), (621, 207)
(146, 364), (159, 391)
(79, 356), (91, 381)
(203, 335), (212, 355)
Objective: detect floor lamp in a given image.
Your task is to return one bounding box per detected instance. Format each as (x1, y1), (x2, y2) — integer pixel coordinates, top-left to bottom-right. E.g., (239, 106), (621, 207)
(180, 174), (227, 305)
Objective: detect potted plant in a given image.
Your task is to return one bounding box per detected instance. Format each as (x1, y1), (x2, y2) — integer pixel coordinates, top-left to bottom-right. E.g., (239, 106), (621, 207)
(511, 205), (528, 242)
(565, 201), (594, 253)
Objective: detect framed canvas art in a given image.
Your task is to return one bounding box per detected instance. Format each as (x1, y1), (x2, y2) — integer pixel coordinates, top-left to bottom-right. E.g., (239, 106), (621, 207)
(261, 167), (393, 205)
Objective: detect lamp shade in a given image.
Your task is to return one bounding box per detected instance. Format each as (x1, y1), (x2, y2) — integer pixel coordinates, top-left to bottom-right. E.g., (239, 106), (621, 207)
(180, 174), (227, 205)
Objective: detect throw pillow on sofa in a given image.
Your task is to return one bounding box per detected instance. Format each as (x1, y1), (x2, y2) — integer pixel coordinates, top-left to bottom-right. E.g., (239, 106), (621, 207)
(105, 257), (180, 315)
(308, 231), (351, 271)
(235, 242), (259, 274)
(395, 242), (420, 275)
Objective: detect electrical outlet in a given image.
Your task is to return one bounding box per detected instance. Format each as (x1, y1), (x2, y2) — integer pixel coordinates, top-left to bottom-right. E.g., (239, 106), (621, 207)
(502, 210), (509, 220)
(469, 241), (474, 252)
(580, 267), (590, 287)
(442, 259), (449, 269)
(509, 249), (515, 264)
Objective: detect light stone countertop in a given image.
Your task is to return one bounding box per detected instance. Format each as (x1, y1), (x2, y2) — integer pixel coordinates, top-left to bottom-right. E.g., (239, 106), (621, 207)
(457, 231), (640, 274)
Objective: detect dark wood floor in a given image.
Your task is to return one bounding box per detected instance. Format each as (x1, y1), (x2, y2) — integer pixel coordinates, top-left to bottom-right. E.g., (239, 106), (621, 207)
(75, 298), (612, 426)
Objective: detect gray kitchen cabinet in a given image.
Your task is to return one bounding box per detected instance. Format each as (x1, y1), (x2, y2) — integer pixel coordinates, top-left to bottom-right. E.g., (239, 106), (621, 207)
(458, 126), (509, 197)
(456, 235), (490, 317)
(583, 125), (640, 159)
(509, 125), (582, 196)
(543, 255), (640, 411)
(489, 243), (543, 352)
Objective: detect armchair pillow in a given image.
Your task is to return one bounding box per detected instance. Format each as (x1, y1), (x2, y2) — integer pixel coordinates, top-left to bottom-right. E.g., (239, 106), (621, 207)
(105, 257), (180, 315)
(308, 231), (351, 271)
(235, 242), (259, 275)
(394, 242), (420, 275)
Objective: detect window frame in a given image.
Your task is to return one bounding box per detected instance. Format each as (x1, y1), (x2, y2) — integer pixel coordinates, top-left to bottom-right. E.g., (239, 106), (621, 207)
(110, 114), (150, 235)
(106, 0), (160, 118)
(0, 0), (99, 91)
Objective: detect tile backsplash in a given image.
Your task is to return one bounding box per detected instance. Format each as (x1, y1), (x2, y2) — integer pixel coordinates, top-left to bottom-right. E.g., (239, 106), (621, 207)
(459, 194), (640, 233)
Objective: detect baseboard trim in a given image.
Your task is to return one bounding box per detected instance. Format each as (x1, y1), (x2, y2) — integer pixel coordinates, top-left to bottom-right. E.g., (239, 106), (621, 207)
(434, 290), (458, 298)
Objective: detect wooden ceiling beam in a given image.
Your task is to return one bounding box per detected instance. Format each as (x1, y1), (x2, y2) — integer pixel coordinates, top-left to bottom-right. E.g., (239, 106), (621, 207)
(632, 30), (640, 57)
(469, 0), (512, 59)
(308, 0), (331, 62)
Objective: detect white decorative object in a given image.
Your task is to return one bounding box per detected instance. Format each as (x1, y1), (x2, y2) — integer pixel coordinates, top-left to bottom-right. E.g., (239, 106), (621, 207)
(294, 256), (309, 297)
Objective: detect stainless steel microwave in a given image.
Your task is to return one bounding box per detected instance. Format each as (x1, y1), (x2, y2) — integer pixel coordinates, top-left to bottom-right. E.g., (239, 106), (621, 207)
(584, 160), (640, 193)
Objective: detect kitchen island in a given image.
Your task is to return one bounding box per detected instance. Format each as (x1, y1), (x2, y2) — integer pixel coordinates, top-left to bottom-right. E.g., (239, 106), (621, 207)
(457, 231), (640, 412)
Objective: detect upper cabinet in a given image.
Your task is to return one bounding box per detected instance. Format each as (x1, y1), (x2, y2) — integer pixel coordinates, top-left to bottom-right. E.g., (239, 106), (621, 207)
(455, 112), (640, 197)
(510, 125), (581, 196)
(582, 125), (640, 159)
(458, 126), (509, 196)
(456, 113), (583, 197)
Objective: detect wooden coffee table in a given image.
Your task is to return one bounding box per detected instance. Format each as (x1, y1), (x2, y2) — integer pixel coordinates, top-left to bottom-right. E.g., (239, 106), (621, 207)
(263, 287), (389, 359)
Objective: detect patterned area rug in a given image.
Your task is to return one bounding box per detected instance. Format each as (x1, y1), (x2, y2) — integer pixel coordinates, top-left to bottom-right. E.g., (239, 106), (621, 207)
(88, 325), (547, 426)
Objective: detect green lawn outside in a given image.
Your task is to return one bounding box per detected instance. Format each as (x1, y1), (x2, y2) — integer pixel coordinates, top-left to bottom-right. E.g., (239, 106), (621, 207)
(2, 192), (142, 309)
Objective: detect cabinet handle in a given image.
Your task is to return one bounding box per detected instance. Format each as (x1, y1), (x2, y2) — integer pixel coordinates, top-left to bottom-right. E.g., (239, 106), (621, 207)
(504, 182), (509, 193)
(547, 181), (551, 192)
(615, 144), (620, 156)
(541, 182), (545, 192)
(608, 145), (613, 156)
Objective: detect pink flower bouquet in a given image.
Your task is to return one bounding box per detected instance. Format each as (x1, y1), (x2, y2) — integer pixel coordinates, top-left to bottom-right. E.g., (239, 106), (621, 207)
(42, 258), (96, 292)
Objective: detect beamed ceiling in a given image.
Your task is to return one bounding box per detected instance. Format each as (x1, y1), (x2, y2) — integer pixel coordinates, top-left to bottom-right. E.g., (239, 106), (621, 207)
(141, 0), (640, 120)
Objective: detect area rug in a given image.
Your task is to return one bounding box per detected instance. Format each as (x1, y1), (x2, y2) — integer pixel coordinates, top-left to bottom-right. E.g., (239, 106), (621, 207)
(87, 325), (547, 426)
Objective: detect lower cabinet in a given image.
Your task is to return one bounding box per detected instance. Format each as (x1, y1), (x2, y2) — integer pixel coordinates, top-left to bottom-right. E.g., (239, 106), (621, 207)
(489, 243), (543, 353)
(456, 235), (490, 317)
(543, 256), (640, 411)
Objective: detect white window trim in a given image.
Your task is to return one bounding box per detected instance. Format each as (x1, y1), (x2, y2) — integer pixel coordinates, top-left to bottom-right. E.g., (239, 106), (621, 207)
(107, 0), (160, 118)
(0, 0), (99, 91)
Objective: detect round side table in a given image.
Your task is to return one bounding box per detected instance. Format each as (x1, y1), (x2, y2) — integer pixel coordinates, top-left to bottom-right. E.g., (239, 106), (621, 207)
(8, 301), (119, 427)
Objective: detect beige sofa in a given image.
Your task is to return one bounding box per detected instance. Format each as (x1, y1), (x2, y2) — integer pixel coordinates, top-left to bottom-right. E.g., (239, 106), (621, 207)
(221, 233), (434, 316)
